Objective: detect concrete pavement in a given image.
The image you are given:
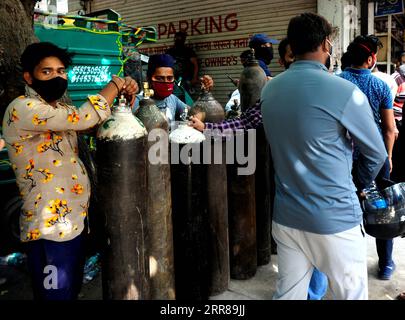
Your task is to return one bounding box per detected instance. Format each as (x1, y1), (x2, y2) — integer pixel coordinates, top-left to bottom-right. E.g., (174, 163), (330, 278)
(211, 235), (405, 300)
(1, 235), (404, 300)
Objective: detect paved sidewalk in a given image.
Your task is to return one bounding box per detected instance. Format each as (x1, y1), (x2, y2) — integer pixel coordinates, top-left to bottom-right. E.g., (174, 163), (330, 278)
(211, 235), (405, 300)
(0, 235), (404, 300)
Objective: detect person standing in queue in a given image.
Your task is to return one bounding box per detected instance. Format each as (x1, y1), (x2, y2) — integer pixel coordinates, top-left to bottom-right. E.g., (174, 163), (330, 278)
(2, 42), (139, 300)
(261, 13), (387, 300)
(139, 54), (213, 129)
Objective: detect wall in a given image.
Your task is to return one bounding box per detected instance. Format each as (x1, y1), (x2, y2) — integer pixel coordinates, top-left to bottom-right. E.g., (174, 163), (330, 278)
(318, 0), (361, 68)
(89, 0), (317, 105)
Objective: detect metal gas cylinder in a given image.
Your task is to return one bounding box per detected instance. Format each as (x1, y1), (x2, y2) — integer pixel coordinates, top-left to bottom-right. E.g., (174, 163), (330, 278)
(227, 137), (257, 279)
(169, 123), (209, 300)
(136, 82), (169, 132)
(190, 89), (230, 295)
(255, 126), (273, 266)
(240, 50), (273, 266)
(136, 83), (175, 300)
(191, 89), (225, 123)
(228, 50), (268, 279)
(96, 94), (149, 300)
(238, 49), (267, 112)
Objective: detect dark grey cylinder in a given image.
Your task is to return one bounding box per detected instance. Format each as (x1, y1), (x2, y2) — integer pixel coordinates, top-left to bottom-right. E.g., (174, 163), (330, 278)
(228, 132), (257, 280)
(191, 93), (229, 296)
(97, 109), (149, 300)
(137, 97), (175, 300)
(206, 139), (229, 295)
(170, 142), (209, 300)
(256, 127), (273, 266)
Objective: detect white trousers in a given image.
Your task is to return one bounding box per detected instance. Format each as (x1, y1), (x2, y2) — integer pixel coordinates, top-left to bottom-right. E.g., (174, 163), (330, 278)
(272, 221), (368, 300)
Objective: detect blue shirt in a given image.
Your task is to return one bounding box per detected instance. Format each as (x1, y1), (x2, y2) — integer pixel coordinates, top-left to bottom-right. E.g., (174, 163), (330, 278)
(154, 94), (187, 125)
(340, 68), (393, 127)
(258, 59), (271, 77)
(261, 60), (387, 234)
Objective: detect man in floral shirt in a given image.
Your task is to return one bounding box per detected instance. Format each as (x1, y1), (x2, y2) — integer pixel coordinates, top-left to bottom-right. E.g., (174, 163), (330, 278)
(2, 42), (138, 300)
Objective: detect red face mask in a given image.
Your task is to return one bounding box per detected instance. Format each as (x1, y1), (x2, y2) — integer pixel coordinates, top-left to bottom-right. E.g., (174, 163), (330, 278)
(152, 81), (174, 99)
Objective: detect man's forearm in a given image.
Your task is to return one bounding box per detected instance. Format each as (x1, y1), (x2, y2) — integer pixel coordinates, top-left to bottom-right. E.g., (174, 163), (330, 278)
(384, 129), (396, 158)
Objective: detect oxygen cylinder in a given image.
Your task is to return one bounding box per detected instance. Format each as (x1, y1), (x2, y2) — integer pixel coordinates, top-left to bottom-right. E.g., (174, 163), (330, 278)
(169, 124), (209, 300)
(240, 50), (273, 266)
(240, 51), (273, 266)
(191, 91), (229, 295)
(238, 49), (267, 112)
(96, 95), (149, 300)
(136, 83), (175, 300)
(228, 51), (268, 279)
(227, 142), (257, 279)
(256, 128), (273, 266)
(136, 82), (169, 132)
(191, 89), (225, 123)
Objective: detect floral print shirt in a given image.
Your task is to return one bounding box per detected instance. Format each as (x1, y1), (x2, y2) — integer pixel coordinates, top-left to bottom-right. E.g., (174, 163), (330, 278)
(2, 86), (111, 242)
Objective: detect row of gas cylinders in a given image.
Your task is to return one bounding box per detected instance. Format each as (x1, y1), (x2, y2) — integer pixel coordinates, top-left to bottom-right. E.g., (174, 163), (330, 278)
(96, 56), (271, 300)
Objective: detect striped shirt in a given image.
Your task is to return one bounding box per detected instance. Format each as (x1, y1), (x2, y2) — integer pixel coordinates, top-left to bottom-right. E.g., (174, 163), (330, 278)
(391, 70), (405, 120)
(205, 101), (262, 132)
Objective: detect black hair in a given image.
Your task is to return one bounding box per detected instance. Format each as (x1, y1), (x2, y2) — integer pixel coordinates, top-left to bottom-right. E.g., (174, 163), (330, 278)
(346, 35), (382, 66)
(287, 13), (332, 56)
(340, 51), (351, 71)
(278, 38), (289, 62)
(396, 51), (405, 61)
(21, 42), (73, 74)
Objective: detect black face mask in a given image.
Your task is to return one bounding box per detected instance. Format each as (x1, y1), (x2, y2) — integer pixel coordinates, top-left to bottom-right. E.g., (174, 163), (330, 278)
(31, 76), (68, 103)
(255, 47), (274, 65)
(325, 56), (331, 70)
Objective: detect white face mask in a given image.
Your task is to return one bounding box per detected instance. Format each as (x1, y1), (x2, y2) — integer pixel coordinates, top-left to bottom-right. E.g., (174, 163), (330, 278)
(370, 58), (377, 71)
(326, 39), (333, 57)
(324, 39), (333, 71)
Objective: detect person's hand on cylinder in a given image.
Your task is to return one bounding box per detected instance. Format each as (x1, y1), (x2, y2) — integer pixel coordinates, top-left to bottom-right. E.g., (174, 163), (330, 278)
(110, 76), (139, 106)
(189, 114), (205, 132)
(0, 139), (5, 151)
(200, 75), (214, 91)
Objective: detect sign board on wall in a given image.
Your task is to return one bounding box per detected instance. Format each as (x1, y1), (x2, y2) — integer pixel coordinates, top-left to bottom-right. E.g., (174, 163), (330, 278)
(90, 0), (317, 105)
(139, 13), (248, 70)
(375, 0), (404, 17)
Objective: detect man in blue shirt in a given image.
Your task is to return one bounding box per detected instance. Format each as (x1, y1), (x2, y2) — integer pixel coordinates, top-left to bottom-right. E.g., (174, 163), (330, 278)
(261, 13), (387, 299)
(134, 54), (213, 129)
(340, 35), (397, 281)
(248, 33), (279, 79)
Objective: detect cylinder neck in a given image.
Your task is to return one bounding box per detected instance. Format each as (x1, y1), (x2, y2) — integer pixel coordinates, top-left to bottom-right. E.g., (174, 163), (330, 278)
(245, 48), (259, 66)
(143, 82), (154, 99)
(113, 94), (131, 113)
